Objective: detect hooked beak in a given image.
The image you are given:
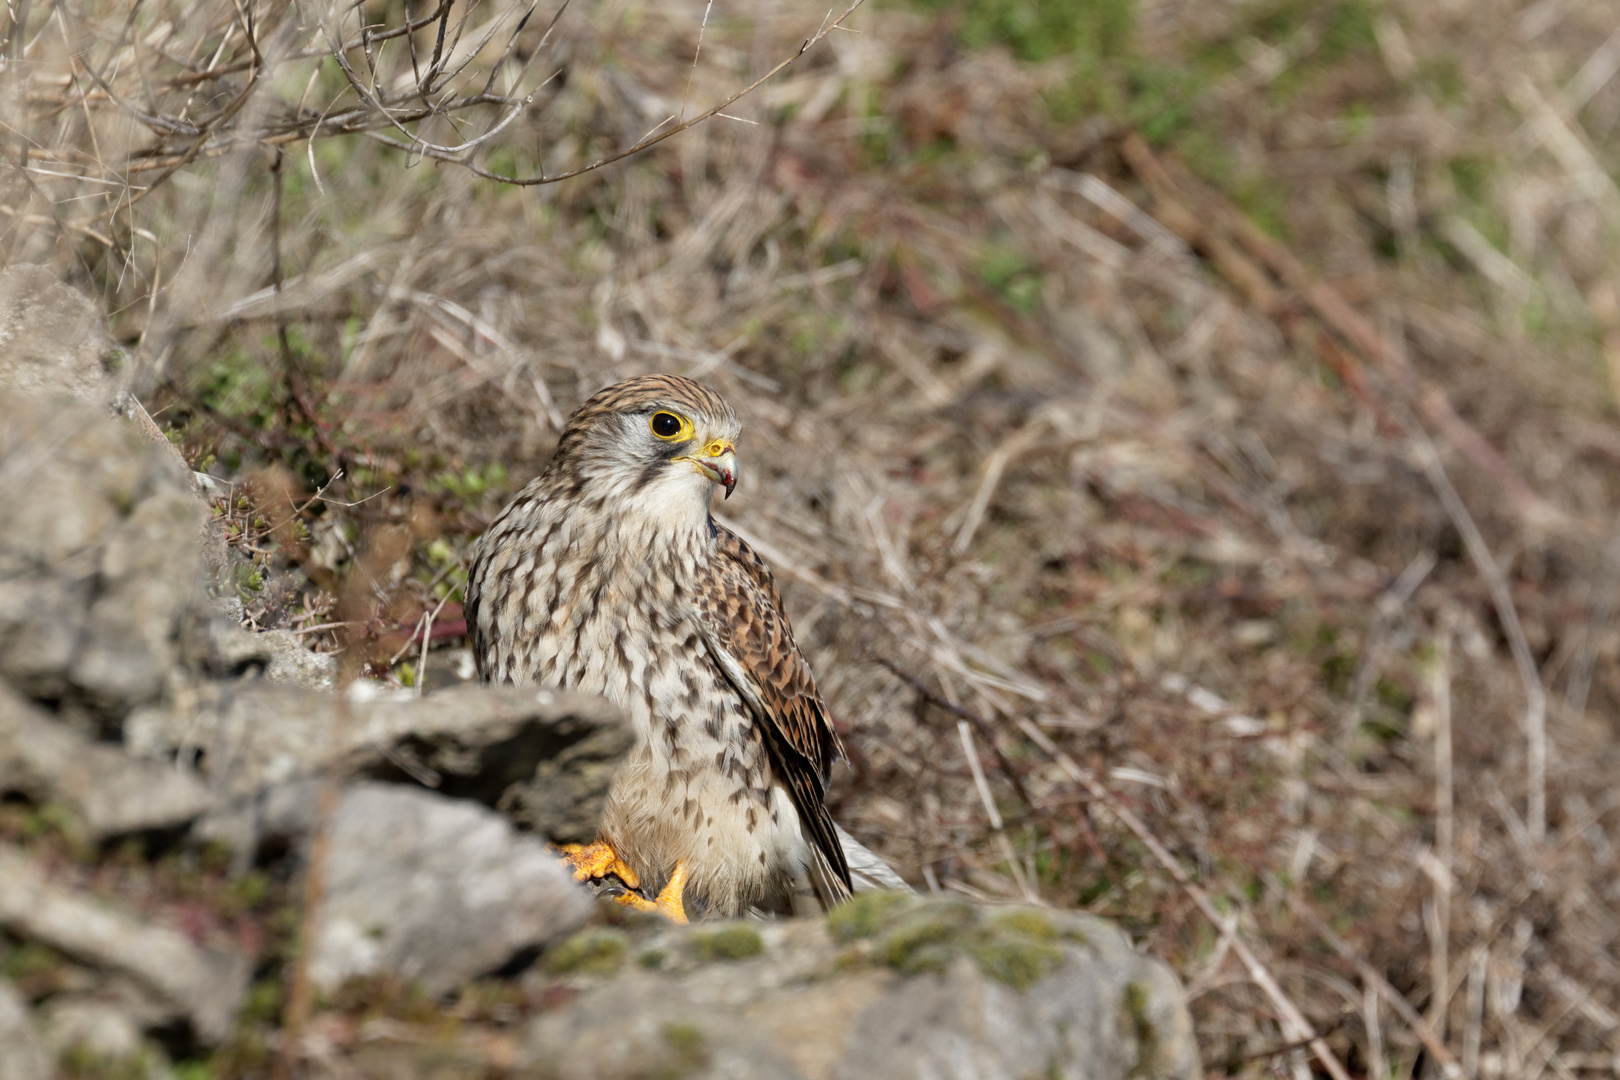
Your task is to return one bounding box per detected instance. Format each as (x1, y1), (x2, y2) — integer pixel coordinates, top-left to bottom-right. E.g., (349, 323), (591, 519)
(680, 439), (738, 499)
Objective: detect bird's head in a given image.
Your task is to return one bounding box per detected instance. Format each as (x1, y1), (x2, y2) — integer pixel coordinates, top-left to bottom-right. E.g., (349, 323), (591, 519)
(554, 374), (742, 512)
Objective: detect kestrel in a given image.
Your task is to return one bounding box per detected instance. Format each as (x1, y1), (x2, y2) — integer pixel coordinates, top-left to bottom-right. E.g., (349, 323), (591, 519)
(464, 374), (852, 921)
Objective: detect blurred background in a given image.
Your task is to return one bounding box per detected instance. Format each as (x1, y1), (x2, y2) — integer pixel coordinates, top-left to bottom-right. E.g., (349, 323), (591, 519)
(3, 0), (1620, 1076)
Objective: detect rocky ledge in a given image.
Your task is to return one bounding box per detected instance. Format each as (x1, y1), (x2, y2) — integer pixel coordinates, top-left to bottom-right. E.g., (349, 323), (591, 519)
(0, 267), (1200, 1080)
(522, 894), (1199, 1080)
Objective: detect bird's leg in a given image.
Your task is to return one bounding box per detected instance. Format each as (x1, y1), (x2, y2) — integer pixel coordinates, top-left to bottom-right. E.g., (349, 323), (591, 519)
(557, 839), (640, 890)
(614, 861), (690, 924)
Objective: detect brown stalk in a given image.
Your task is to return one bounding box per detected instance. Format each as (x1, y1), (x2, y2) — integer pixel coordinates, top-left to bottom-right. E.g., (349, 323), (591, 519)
(272, 507), (414, 1079)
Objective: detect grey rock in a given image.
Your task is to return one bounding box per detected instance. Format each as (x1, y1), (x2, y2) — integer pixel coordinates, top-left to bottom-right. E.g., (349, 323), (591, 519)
(208, 623), (337, 691)
(0, 395), (207, 719)
(128, 682), (631, 843)
(0, 978), (51, 1080)
(416, 646), (479, 693)
(212, 596), (246, 624)
(0, 265), (194, 485)
(0, 682), (211, 838)
(190, 777), (323, 857)
(39, 998), (145, 1061)
(522, 896), (1199, 1080)
(0, 265), (128, 407)
(0, 844), (249, 1044)
(310, 782), (594, 994)
(261, 632), (339, 690)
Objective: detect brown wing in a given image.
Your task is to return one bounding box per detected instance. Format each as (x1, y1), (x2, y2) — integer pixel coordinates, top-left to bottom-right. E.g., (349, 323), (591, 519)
(692, 525), (852, 901)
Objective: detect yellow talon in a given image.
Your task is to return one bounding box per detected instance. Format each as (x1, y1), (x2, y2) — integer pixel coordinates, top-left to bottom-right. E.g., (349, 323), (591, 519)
(558, 839), (640, 890)
(614, 861), (690, 924)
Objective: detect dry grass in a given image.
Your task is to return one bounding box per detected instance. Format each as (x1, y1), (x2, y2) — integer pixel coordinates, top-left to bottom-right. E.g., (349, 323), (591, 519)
(6, 0), (1620, 1077)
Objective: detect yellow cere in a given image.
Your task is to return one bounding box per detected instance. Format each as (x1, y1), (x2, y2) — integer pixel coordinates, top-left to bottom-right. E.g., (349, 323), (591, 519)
(650, 411), (695, 442)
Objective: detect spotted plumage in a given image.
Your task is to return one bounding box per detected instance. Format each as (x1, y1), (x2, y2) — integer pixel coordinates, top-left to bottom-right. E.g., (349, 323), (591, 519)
(464, 374), (852, 917)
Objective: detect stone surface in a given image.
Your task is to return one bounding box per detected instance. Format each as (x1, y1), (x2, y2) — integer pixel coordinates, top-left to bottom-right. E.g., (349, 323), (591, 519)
(522, 895), (1200, 1080)
(0, 844), (249, 1044)
(0, 394), (207, 719)
(39, 998), (146, 1061)
(128, 682), (632, 842)
(0, 978), (51, 1080)
(208, 623), (338, 691)
(0, 265), (128, 407)
(309, 782), (595, 994)
(0, 264), (191, 470)
(0, 682), (211, 838)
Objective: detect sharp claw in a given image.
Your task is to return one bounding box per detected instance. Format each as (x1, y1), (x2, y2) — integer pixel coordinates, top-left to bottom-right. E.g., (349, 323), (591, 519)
(614, 861), (689, 924)
(558, 840), (640, 890)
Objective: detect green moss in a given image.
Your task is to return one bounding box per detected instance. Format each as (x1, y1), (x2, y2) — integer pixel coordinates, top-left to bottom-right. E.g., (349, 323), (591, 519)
(861, 901), (1071, 991)
(826, 890), (912, 942)
(689, 923), (764, 962)
(972, 908), (1066, 990)
(637, 948), (668, 969)
(989, 908), (1059, 942)
(1122, 982), (1160, 1078)
(660, 1022), (706, 1056)
(970, 934), (1064, 991)
(880, 899), (975, 975)
(643, 1022), (711, 1080)
(545, 927), (630, 975)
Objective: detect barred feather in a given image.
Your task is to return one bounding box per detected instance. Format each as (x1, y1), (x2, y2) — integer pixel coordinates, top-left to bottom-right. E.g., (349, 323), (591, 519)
(465, 374), (852, 915)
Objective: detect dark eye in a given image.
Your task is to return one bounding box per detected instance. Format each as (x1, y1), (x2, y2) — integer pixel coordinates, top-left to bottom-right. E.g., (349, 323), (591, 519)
(650, 412), (683, 438)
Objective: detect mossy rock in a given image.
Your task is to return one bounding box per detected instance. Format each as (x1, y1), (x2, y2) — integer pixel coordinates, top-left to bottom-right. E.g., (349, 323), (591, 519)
(545, 927), (630, 976)
(826, 889), (912, 942)
(688, 923), (764, 962)
(988, 907), (1059, 942)
(654, 1021), (710, 1078)
(880, 899), (977, 976)
(831, 896), (1071, 991)
(1122, 981), (1162, 1079)
(970, 930), (1064, 992)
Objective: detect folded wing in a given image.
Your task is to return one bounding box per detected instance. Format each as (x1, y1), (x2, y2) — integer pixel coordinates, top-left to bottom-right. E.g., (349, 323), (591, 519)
(691, 526), (853, 906)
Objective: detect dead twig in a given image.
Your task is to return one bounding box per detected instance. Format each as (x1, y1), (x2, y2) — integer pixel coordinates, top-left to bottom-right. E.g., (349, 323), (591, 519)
(394, 0), (872, 185)
(1407, 424), (1547, 845)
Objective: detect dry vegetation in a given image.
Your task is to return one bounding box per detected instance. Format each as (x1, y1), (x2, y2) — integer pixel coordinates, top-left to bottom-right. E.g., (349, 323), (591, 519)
(4, 0), (1620, 1076)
